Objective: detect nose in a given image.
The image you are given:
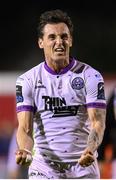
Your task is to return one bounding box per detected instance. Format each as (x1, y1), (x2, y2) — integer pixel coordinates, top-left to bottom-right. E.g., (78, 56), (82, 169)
(56, 36), (63, 45)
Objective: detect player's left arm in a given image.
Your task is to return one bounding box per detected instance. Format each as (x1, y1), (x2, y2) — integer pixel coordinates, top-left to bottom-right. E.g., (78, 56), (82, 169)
(87, 107), (106, 153)
(78, 107), (106, 167)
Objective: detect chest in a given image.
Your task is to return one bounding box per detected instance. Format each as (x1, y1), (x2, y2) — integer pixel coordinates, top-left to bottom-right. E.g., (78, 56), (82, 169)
(34, 72), (86, 106)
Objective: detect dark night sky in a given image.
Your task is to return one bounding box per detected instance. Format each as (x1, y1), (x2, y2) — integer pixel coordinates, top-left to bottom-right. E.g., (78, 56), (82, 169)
(0, 0), (116, 73)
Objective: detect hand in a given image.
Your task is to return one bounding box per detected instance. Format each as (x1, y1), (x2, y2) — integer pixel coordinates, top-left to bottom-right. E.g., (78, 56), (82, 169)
(15, 149), (33, 166)
(78, 151), (94, 167)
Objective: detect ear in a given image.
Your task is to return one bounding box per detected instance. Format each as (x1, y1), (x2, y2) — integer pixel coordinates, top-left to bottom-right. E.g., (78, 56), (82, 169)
(38, 38), (43, 49)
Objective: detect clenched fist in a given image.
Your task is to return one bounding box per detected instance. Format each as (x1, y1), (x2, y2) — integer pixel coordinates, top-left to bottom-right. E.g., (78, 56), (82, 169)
(15, 149), (33, 166)
(78, 151), (94, 167)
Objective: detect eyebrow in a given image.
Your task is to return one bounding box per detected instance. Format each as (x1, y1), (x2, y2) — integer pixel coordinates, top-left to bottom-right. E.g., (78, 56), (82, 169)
(48, 33), (69, 37)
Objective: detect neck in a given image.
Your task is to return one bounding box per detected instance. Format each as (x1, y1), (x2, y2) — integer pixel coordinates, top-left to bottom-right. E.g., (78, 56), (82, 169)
(46, 59), (70, 73)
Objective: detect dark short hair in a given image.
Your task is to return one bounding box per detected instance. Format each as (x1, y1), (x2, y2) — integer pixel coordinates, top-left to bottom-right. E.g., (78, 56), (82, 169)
(37, 9), (73, 38)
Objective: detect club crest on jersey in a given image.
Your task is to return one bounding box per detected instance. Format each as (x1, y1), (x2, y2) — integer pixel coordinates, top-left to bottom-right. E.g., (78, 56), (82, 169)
(71, 77), (84, 90)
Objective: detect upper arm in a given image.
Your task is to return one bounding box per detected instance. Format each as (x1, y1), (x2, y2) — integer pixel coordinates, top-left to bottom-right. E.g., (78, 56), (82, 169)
(84, 68), (106, 130)
(17, 111), (33, 136)
(16, 74), (34, 135)
(87, 108), (106, 130)
(85, 68), (106, 109)
(16, 74), (35, 113)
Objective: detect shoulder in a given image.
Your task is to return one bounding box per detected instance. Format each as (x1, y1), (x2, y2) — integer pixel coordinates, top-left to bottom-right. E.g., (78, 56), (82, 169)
(16, 62), (44, 82)
(71, 58), (98, 75)
(77, 60), (100, 74)
(72, 58), (104, 81)
(83, 63), (104, 81)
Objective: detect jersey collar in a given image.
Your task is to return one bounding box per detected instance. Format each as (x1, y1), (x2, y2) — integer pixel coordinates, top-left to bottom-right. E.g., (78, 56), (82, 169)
(44, 57), (75, 75)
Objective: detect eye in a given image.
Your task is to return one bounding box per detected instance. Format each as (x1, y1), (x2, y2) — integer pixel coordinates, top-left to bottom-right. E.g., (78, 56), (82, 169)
(61, 34), (68, 40)
(48, 34), (56, 40)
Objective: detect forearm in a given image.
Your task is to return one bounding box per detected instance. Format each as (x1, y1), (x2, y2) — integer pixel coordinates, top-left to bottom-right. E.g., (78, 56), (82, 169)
(16, 111), (34, 165)
(16, 126), (34, 152)
(87, 126), (105, 153)
(87, 109), (106, 153)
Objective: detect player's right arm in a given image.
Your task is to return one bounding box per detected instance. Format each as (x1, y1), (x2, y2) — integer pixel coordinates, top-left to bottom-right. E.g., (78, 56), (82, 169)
(15, 73), (35, 166)
(15, 111), (34, 166)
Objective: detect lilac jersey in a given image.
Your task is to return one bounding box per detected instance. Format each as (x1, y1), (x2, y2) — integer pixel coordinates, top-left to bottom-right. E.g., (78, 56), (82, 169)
(16, 58), (106, 162)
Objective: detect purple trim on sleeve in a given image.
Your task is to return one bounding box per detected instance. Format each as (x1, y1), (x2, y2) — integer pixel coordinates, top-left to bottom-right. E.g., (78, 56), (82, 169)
(87, 102), (106, 109)
(16, 105), (34, 113)
(44, 57), (75, 75)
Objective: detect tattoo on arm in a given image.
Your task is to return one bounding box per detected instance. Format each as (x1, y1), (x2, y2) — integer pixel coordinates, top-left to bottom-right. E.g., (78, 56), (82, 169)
(87, 129), (100, 152)
(87, 109), (106, 152)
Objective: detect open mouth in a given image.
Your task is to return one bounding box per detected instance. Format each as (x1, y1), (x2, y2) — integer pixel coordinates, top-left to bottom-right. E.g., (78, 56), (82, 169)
(55, 48), (64, 52)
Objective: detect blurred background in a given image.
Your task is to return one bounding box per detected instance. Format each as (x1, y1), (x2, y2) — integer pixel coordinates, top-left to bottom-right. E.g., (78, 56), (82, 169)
(0, 0), (116, 178)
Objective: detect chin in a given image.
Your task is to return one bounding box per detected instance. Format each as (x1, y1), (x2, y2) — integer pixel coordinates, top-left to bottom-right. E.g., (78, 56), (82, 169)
(54, 56), (66, 62)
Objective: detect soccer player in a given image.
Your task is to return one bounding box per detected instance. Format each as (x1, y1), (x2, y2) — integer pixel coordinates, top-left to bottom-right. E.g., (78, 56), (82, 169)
(15, 9), (106, 179)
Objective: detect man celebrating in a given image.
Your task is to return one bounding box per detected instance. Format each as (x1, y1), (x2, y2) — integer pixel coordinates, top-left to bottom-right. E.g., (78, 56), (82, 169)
(15, 9), (106, 179)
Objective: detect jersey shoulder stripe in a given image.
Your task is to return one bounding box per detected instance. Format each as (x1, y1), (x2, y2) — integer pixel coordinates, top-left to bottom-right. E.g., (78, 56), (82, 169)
(70, 60), (89, 74)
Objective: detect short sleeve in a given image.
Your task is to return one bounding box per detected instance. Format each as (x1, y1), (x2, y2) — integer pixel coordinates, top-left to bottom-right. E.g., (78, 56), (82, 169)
(85, 67), (106, 109)
(16, 74), (34, 113)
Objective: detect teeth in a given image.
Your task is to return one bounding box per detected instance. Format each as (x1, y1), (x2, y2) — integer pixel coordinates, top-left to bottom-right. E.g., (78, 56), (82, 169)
(55, 48), (64, 52)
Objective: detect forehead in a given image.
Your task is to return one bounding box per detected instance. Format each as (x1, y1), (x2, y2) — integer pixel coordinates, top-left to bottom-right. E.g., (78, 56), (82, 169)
(43, 23), (70, 36)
